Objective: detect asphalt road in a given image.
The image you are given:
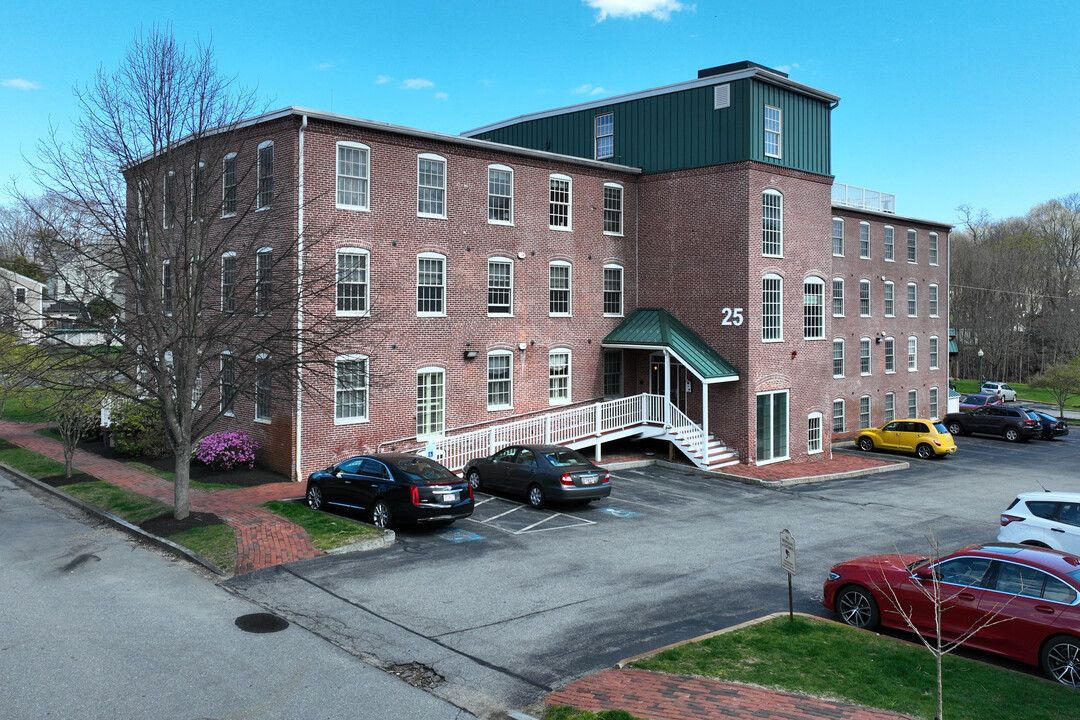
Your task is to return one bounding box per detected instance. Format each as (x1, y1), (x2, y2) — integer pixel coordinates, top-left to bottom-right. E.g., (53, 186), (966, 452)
(224, 432), (1080, 718)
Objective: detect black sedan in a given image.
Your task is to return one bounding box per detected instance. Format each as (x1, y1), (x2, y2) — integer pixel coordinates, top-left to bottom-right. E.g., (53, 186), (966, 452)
(306, 454), (473, 529)
(464, 444), (611, 508)
(1022, 409), (1070, 440)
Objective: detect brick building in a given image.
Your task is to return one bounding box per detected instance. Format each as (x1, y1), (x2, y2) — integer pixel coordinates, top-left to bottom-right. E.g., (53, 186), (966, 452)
(134, 61), (950, 480)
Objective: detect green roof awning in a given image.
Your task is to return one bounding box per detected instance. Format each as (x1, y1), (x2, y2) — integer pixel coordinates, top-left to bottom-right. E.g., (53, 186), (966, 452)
(602, 309), (739, 383)
(949, 340), (959, 353)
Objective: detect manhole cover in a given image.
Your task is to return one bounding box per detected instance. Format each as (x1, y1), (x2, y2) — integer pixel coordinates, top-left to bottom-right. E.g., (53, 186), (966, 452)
(387, 662), (444, 688)
(234, 612), (289, 633)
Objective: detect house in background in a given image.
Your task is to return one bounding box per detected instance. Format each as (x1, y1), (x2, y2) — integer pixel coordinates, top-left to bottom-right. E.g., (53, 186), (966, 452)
(131, 61), (950, 481)
(0, 266), (46, 343)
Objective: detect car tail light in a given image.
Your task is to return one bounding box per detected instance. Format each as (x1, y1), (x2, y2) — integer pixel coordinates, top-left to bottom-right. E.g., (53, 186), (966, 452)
(559, 473), (574, 487)
(602, 470), (610, 484)
(467, 483), (473, 501)
(410, 486), (420, 506)
(1000, 514), (1024, 527)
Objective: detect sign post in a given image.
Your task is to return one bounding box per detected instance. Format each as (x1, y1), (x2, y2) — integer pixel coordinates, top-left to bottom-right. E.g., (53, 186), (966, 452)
(780, 529), (796, 622)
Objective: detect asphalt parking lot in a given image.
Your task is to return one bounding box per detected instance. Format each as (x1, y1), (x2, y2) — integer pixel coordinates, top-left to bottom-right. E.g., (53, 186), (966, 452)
(225, 433), (1080, 718)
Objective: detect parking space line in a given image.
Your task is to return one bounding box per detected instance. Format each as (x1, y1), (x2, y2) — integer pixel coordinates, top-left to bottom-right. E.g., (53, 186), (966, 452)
(482, 505), (527, 522)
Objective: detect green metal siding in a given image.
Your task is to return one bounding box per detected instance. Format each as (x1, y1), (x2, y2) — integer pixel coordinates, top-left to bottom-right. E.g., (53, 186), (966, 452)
(603, 309), (739, 381)
(471, 78), (831, 176)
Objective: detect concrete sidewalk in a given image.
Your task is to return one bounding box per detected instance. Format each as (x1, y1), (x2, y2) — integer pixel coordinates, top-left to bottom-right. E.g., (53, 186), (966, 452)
(0, 420), (318, 574)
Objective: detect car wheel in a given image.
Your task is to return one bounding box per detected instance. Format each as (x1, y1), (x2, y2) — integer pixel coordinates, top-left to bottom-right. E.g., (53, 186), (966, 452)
(466, 468), (482, 491)
(1004, 426), (1021, 442)
(836, 585), (880, 630)
(1041, 635), (1080, 687)
(916, 443), (934, 460)
(947, 421), (964, 436)
(528, 484), (546, 509)
(371, 499), (393, 529)
(857, 436), (875, 452)
(306, 484), (323, 511)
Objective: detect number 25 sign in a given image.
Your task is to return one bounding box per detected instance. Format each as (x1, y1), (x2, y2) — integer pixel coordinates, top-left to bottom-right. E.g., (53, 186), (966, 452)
(720, 307), (744, 326)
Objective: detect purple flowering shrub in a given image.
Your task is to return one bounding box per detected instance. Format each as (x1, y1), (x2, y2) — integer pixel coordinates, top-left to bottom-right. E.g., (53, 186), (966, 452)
(196, 431), (260, 471)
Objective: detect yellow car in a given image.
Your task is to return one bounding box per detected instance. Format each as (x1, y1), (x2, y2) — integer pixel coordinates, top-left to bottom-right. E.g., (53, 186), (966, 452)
(855, 419), (957, 459)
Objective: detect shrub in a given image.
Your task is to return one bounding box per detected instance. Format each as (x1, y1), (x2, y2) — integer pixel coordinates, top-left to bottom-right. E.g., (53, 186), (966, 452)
(110, 400), (171, 458)
(196, 431), (259, 471)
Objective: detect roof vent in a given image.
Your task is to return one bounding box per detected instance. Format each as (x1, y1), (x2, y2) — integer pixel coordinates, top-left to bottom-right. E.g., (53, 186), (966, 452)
(713, 84), (730, 110)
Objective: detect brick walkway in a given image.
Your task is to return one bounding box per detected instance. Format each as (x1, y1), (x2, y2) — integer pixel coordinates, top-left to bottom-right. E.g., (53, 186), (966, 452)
(547, 668), (915, 720)
(717, 450), (901, 483)
(0, 420), (318, 574)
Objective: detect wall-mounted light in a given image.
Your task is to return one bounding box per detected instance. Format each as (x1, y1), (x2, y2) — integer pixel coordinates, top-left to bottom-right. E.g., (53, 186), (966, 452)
(463, 349), (479, 360)
(875, 337), (882, 344)
(791, 350), (797, 358)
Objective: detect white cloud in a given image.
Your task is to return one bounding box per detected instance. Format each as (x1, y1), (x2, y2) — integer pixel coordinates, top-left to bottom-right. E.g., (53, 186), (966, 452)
(583, 0), (690, 21)
(313, 62), (333, 71)
(572, 83), (608, 96)
(375, 75), (392, 85)
(434, 92), (448, 100)
(775, 63), (800, 74)
(590, 86), (607, 96)
(402, 78), (434, 90)
(2, 78), (41, 90)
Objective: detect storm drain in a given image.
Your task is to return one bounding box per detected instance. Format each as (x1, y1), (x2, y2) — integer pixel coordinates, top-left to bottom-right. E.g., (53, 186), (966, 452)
(234, 612), (290, 633)
(387, 662), (444, 688)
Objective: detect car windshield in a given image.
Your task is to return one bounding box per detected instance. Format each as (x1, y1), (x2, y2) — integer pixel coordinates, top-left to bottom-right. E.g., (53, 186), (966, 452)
(393, 457), (455, 481)
(543, 449), (592, 467)
(934, 423), (949, 434)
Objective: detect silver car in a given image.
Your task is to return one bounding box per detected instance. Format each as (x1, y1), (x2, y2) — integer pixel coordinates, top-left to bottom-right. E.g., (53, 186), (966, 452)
(464, 444), (611, 508)
(981, 381), (1018, 402)
(999, 491), (1080, 555)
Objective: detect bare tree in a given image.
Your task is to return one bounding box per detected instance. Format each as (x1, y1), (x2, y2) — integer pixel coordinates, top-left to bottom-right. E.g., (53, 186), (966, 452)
(19, 28), (374, 519)
(43, 374), (103, 478)
(1030, 360), (1080, 417)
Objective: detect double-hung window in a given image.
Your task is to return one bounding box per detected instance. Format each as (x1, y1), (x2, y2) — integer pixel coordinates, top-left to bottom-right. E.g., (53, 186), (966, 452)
(603, 350), (623, 398)
(548, 349), (571, 405)
(337, 249), (369, 315)
(416, 368), (445, 438)
(335, 355), (368, 423)
(487, 352), (512, 410)
(884, 338), (895, 373)
(549, 174), (572, 230)
(254, 353), (271, 422)
(161, 260), (173, 315)
(221, 252), (236, 313)
(222, 153), (237, 217)
(832, 278), (844, 316)
(257, 141), (274, 210)
(336, 142), (370, 210)
(255, 248), (272, 315)
(929, 336), (940, 369)
(859, 222), (870, 259)
(595, 113), (614, 159)
(860, 338), (872, 375)
(220, 353), (235, 416)
(762, 274), (782, 341)
(487, 258), (512, 315)
(163, 171), (177, 229)
(907, 282), (918, 317)
(417, 253), (446, 316)
(907, 229), (917, 263)
(908, 389), (918, 418)
(908, 336), (918, 371)
(549, 261), (571, 316)
(929, 284), (939, 317)
(603, 264), (623, 316)
(832, 218), (844, 256)
(488, 165), (513, 224)
(756, 390), (789, 463)
(803, 277), (824, 339)
(603, 183), (623, 235)
(833, 339), (844, 378)
(929, 232), (939, 265)
(884, 281), (895, 317)
(884, 226), (894, 261)
(859, 396), (871, 429)
(885, 392), (895, 423)
(808, 413), (823, 455)
(832, 399), (845, 433)
(929, 387), (939, 419)
(417, 154), (446, 218)
(762, 190), (783, 256)
(859, 280), (871, 316)
(764, 105), (782, 158)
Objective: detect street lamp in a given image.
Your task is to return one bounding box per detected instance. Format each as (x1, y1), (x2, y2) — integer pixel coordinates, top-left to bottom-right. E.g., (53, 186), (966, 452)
(977, 348), (984, 382)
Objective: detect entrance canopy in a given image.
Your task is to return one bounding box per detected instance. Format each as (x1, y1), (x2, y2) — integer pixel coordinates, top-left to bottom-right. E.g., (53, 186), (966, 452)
(602, 308), (739, 384)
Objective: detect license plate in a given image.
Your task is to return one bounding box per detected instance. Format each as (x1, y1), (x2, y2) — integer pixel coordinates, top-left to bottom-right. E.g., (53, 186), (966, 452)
(437, 492), (459, 502)
(580, 475), (598, 485)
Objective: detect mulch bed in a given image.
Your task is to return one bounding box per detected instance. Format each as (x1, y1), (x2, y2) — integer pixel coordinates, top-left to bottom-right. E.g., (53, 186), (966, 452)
(39, 472), (98, 488)
(138, 511), (224, 535)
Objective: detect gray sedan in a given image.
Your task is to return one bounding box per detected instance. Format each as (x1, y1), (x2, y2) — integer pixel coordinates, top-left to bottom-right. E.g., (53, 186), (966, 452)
(464, 444), (611, 508)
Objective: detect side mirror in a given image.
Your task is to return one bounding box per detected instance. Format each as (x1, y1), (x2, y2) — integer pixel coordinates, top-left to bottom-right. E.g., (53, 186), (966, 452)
(913, 567), (934, 582)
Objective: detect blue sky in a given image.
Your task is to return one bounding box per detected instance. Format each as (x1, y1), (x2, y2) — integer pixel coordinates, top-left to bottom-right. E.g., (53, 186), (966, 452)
(2, 0), (1077, 226)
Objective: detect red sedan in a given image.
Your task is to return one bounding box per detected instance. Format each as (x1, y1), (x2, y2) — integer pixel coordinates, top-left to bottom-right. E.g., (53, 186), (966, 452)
(822, 543), (1080, 686)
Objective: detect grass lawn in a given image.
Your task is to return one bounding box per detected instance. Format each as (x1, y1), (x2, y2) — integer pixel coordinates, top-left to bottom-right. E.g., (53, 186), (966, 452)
(1, 393), (52, 422)
(63, 480), (174, 525)
(630, 616), (1076, 720)
(0, 446), (68, 478)
(263, 500), (384, 551)
(167, 523), (236, 572)
(953, 379), (1080, 412)
(544, 710), (641, 720)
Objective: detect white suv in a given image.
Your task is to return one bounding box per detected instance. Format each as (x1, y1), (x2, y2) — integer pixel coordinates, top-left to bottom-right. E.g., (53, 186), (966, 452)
(999, 492), (1080, 555)
(981, 381), (1017, 402)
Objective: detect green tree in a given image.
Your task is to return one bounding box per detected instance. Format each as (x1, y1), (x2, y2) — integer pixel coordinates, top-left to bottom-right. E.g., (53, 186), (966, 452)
(0, 255), (48, 283)
(46, 383), (103, 478)
(1030, 359), (1080, 417)
(0, 336), (44, 419)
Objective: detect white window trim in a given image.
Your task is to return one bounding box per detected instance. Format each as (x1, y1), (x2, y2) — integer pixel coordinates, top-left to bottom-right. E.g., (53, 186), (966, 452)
(336, 141), (371, 212)
(334, 354), (369, 425)
(595, 112), (614, 160)
(908, 336), (919, 372)
(487, 164), (514, 226)
(548, 348), (572, 406)
(832, 218), (844, 257)
(416, 366), (446, 440)
(808, 412), (823, 455)
(220, 351), (235, 417)
(764, 105), (782, 159)
(756, 389), (790, 465)
(486, 350), (514, 411)
(803, 276), (825, 340)
(254, 352), (271, 424)
(860, 395), (872, 430)
(929, 232), (940, 266)
(908, 389), (919, 418)
(884, 337), (896, 374)
(762, 273), (783, 342)
(884, 225), (895, 262)
(884, 281), (895, 318)
(256, 140), (273, 211)
(859, 279), (871, 317)
(859, 221), (871, 259)
(603, 263), (624, 317)
(929, 284), (939, 317)
(222, 153), (237, 218)
(885, 392), (896, 423)
(762, 189), (783, 258)
(549, 260), (572, 317)
(336, 247), (371, 317)
(221, 251), (236, 313)
(832, 278), (844, 317)
(832, 339), (845, 379)
(860, 337), (872, 376)
(929, 336), (940, 370)
(929, 387), (940, 420)
(832, 399), (845, 433)
(603, 182), (624, 237)
(487, 256), (514, 317)
(417, 251), (447, 317)
(907, 228), (917, 263)
(549, 173), (573, 231)
(163, 170), (176, 229)
(255, 247), (272, 317)
(417, 153), (447, 220)
(907, 282), (918, 318)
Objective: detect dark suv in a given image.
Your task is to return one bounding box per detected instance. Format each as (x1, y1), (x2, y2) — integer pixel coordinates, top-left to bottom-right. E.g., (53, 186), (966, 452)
(943, 405), (1041, 442)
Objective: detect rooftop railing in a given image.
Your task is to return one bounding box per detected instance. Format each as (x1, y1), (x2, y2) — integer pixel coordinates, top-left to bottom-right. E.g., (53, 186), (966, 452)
(832, 183), (896, 214)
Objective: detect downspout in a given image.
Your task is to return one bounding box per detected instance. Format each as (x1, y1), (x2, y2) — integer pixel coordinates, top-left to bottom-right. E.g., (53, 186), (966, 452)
(295, 114), (307, 482)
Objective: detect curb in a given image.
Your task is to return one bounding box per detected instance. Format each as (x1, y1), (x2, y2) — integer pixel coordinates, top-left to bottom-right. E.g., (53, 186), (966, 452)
(0, 461), (228, 576)
(326, 529), (396, 554)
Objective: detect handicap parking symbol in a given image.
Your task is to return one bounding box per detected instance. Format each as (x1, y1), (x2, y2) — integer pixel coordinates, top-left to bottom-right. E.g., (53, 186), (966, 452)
(592, 506), (642, 518)
(431, 528), (485, 543)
